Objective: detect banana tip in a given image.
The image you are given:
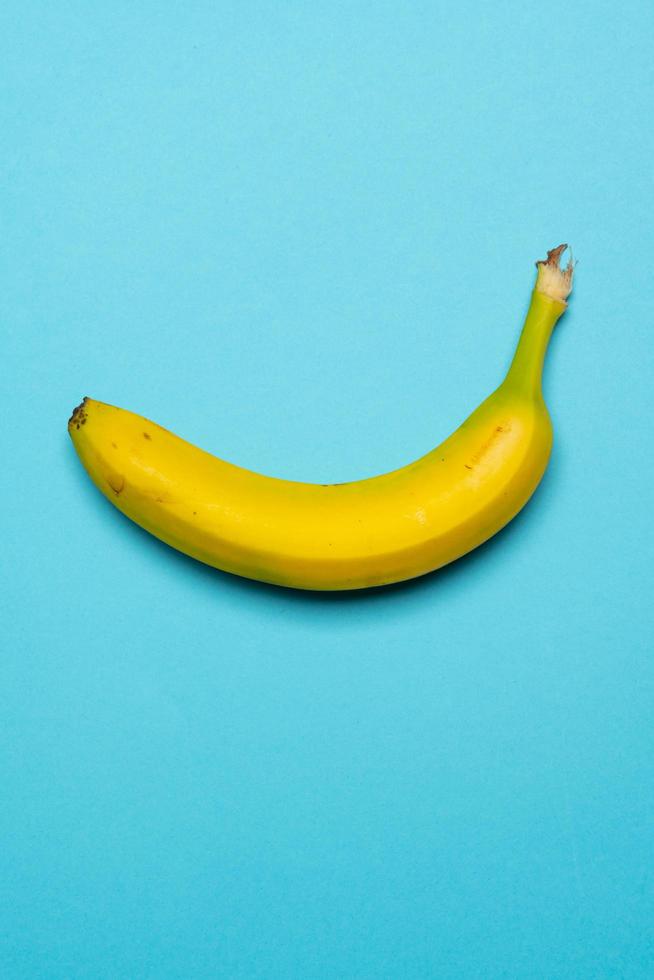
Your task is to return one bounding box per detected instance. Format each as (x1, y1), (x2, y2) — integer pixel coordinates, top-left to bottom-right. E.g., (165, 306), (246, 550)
(69, 397), (89, 431)
(535, 243), (575, 304)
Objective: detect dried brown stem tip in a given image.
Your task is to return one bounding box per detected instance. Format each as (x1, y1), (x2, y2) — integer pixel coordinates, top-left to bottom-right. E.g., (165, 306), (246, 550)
(535, 243), (575, 305)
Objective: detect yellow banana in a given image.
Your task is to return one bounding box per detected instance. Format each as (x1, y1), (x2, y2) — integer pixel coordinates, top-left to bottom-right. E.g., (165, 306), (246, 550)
(69, 244), (573, 590)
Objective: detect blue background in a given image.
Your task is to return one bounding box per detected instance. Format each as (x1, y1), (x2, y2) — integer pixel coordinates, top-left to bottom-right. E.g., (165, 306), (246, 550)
(2, 2), (653, 977)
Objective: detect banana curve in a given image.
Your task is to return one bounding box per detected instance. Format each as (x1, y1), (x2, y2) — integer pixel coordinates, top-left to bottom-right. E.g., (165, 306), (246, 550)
(68, 245), (573, 590)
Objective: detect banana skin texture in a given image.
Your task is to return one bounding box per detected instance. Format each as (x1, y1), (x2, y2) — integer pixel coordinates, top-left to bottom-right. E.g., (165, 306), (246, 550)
(69, 246), (573, 591)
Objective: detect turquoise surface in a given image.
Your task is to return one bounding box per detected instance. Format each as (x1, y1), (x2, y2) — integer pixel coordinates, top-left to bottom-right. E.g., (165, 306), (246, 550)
(2, 2), (653, 977)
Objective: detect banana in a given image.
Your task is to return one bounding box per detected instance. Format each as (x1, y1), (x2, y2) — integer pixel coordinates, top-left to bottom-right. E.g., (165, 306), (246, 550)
(69, 245), (573, 590)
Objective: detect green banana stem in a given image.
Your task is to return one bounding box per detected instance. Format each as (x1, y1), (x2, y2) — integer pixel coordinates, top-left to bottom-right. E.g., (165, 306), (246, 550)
(505, 244), (574, 397)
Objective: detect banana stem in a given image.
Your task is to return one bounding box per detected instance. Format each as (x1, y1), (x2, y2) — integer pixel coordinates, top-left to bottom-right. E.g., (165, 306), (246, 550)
(505, 244), (574, 397)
